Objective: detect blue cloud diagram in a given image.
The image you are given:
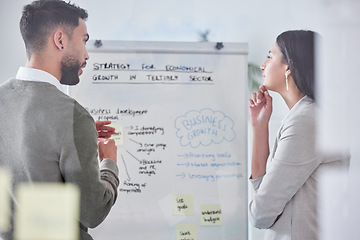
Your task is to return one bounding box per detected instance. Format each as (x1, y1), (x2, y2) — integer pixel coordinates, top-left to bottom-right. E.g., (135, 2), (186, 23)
(174, 108), (235, 148)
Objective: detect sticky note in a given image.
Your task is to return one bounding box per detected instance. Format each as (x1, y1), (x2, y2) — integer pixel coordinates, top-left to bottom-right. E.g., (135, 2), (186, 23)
(200, 204), (222, 226)
(158, 194), (186, 226)
(0, 168), (11, 231)
(14, 183), (80, 240)
(110, 124), (124, 146)
(173, 194), (194, 216)
(176, 224), (197, 240)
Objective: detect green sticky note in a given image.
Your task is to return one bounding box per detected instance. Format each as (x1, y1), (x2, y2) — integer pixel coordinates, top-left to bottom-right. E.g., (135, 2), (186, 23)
(110, 124), (124, 146)
(14, 183), (80, 240)
(173, 194), (194, 216)
(200, 204), (222, 226)
(0, 168), (11, 231)
(176, 224), (197, 240)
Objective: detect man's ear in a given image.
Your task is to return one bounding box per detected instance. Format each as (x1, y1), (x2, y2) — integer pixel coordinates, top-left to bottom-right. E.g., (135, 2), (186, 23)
(53, 30), (65, 51)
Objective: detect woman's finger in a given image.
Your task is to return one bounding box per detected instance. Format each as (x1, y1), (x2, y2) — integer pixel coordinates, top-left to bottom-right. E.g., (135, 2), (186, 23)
(256, 90), (265, 104)
(249, 99), (255, 107)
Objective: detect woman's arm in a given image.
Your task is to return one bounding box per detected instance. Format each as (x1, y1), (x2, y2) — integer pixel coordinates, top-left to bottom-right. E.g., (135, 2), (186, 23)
(249, 101), (321, 229)
(249, 85), (273, 179)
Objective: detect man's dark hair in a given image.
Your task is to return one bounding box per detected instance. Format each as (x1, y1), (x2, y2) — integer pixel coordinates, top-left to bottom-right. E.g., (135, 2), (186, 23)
(276, 30), (318, 100)
(20, 0), (88, 58)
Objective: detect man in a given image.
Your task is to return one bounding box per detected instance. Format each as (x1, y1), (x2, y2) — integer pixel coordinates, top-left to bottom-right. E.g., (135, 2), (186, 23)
(0, 0), (119, 239)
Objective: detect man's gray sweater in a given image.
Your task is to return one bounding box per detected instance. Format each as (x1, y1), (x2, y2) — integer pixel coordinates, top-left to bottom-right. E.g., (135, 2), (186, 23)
(0, 79), (119, 240)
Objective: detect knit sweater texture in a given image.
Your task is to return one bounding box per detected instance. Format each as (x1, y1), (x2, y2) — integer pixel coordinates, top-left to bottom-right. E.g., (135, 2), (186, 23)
(0, 79), (119, 240)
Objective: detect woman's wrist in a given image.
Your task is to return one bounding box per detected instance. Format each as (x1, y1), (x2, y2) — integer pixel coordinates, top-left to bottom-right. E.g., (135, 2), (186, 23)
(252, 123), (269, 134)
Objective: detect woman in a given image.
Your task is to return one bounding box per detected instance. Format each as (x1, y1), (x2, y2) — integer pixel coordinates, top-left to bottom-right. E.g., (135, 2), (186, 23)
(248, 30), (349, 240)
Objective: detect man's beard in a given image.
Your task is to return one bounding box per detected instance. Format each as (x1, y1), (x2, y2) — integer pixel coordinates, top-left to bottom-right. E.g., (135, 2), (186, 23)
(60, 55), (84, 86)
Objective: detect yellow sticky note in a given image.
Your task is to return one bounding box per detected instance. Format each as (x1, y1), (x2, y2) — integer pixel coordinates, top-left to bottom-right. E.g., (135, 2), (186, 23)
(0, 168), (11, 231)
(200, 204), (222, 226)
(173, 194), (194, 216)
(176, 224), (197, 240)
(110, 124), (124, 146)
(14, 183), (80, 240)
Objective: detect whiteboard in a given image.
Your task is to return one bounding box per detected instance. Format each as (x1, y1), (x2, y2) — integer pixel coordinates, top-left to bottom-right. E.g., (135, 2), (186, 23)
(68, 40), (248, 240)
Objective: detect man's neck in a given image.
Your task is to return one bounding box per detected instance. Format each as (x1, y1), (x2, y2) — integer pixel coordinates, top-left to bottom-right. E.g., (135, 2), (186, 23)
(26, 54), (61, 82)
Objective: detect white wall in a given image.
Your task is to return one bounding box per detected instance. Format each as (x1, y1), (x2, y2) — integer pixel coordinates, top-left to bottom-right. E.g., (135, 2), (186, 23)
(1, 1), (358, 240)
(0, 0), (325, 83)
(0, 0), (28, 82)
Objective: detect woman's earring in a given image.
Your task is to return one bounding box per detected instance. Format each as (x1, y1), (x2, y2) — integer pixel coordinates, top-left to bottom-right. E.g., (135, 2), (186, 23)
(285, 73), (289, 91)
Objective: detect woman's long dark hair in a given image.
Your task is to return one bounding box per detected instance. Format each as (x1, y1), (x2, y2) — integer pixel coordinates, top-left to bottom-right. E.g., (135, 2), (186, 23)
(276, 30), (317, 100)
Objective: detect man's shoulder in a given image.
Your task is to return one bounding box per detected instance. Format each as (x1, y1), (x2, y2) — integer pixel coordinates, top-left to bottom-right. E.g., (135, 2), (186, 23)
(72, 100), (91, 119)
(2, 79), (91, 119)
(0, 78), (18, 91)
(1, 79), (64, 96)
